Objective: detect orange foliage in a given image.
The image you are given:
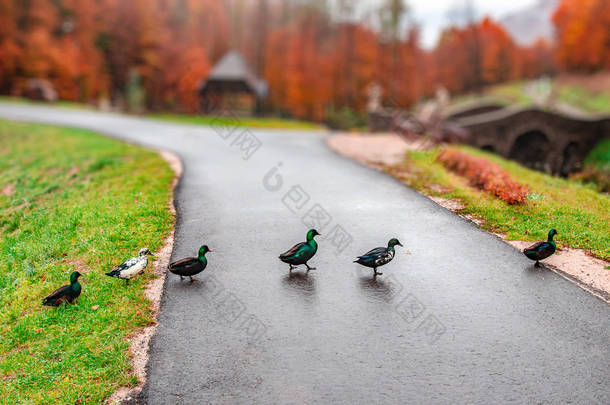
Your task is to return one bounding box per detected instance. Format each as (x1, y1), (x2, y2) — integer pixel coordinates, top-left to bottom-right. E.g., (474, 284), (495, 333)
(553, 0), (610, 71)
(437, 148), (529, 205)
(431, 17), (531, 93)
(0, 0), (557, 119)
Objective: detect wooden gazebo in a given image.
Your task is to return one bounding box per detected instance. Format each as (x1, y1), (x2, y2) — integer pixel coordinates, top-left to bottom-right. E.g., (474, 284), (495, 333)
(198, 50), (268, 115)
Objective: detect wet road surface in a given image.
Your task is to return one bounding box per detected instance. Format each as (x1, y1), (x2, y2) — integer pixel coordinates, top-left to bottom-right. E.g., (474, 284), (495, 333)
(1, 103), (608, 405)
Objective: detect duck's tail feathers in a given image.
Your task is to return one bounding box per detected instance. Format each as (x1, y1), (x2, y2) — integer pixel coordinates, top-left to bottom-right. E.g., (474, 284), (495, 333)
(105, 269), (121, 277)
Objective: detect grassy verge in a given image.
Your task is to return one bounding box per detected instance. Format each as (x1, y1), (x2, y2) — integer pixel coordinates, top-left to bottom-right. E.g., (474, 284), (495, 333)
(385, 146), (609, 260)
(0, 96), (94, 110)
(0, 120), (174, 404)
(149, 112), (322, 130)
(557, 85), (610, 114)
(0, 97), (321, 130)
(449, 81), (533, 109)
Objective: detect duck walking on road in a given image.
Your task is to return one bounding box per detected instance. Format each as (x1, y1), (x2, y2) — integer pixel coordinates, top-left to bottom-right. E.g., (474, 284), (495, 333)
(106, 248), (152, 285)
(42, 271), (83, 306)
(523, 229), (558, 267)
(169, 245), (211, 282)
(355, 238), (403, 276)
(279, 229), (320, 271)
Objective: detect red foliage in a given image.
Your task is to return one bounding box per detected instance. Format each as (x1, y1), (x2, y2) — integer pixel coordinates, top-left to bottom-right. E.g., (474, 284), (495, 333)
(0, 1), (557, 118)
(553, 0), (610, 71)
(437, 148), (529, 205)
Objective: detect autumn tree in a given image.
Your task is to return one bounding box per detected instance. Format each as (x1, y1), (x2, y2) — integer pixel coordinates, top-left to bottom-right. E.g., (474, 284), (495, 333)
(553, 0), (610, 71)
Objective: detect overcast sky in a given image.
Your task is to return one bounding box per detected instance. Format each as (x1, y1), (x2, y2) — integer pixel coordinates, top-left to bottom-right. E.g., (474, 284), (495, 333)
(357, 0), (538, 48)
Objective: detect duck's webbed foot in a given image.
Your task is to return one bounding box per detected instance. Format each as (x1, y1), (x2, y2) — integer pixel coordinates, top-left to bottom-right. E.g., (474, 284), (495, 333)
(125, 279), (129, 285)
(189, 276), (197, 282)
(180, 275), (184, 281)
(535, 261), (540, 268)
(305, 264), (316, 271)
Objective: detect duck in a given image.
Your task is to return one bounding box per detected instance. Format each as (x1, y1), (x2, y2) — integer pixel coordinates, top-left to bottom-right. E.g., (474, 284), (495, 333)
(168, 245), (211, 282)
(355, 238), (403, 276)
(523, 229), (558, 267)
(105, 248), (152, 285)
(279, 229), (320, 271)
(42, 271), (83, 306)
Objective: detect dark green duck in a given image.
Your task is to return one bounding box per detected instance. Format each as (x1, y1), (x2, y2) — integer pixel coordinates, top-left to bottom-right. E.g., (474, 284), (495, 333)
(279, 229), (320, 271)
(355, 238), (403, 276)
(523, 229), (558, 267)
(169, 245), (211, 282)
(42, 271), (83, 306)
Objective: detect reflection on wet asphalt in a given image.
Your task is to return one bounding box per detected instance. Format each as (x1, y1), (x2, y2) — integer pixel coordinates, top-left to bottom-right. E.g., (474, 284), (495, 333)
(0, 103), (608, 405)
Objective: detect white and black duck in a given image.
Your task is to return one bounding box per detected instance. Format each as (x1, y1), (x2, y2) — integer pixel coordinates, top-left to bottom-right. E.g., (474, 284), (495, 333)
(106, 248), (152, 285)
(354, 238), (403, 276)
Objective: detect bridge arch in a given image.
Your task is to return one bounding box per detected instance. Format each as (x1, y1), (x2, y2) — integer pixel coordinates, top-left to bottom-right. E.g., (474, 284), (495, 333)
(452, 107), (607, 174)
(508, 129), (551, 171)
(560, 142), (581, 176)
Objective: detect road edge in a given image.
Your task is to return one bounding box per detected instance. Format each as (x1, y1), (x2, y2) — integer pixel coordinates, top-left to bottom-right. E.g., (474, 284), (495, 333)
(326, 134), (610, 305)
(106, 150), (183, 405)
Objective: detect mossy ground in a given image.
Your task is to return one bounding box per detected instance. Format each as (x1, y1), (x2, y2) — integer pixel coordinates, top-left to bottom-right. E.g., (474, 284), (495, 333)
(0, 120), (174, 404)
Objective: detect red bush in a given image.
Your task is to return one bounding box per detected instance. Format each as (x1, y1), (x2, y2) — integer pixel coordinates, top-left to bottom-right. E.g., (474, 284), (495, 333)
(437, 148), (529, 204)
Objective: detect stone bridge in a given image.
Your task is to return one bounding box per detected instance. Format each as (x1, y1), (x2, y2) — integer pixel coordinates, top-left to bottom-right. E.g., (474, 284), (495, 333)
(447, 106), (610, 175)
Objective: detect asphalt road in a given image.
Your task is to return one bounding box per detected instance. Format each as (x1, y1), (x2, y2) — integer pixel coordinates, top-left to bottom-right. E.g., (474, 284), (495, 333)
(1, 103), (608, 405)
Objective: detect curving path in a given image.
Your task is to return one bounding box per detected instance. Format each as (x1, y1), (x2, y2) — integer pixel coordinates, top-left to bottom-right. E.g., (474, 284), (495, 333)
(0, 103), (608, 405)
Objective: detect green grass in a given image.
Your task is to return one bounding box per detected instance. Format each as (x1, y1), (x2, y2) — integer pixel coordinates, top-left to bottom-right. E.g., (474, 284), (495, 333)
(557, 85), (610, 114)
(0, 96), (94, 110)
(0, 96), (321, 130)
(585, 139), (610, 169)
(449, 81), (533, 110)
(0, 120), (174, 404)
(150, 112), (322, 130)
(451, 79), (610, 115)
(386, 146), (610, 260)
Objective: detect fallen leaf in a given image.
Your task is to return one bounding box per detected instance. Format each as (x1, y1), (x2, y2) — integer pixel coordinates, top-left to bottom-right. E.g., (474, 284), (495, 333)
(91, 305), (99, 310)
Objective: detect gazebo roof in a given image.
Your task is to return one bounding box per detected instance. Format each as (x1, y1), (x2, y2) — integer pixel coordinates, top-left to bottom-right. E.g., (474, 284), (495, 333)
(198, 50), (268, 99)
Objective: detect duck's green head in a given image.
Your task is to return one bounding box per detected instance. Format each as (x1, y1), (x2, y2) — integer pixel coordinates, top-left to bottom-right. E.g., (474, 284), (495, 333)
(306, 229), (321, 241)
(138, 248), (152, 257)
(198, 245), (212, 257)
(548, 229), (558, 240)
(388, 238), (403, 248)
(70, 271), (83, 284)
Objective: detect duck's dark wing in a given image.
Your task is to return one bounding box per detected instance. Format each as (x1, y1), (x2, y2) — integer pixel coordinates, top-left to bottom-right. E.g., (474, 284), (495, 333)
(523, 241), (554, 260)
(169, 257), (198, 269)
(42, 285), (70, 306)
(355, 247), (393, 267)
(106, 256), (138, 276)
(280, 242), (307, 260)
(358, 247), (386, 259)
(112, 257), (138, 272)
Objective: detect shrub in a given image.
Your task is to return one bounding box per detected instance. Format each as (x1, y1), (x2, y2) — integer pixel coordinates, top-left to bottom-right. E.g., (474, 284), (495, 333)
(324, 107), (368, 130)
(437, 148), (529, 204)
(571, 166), (610, 193)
